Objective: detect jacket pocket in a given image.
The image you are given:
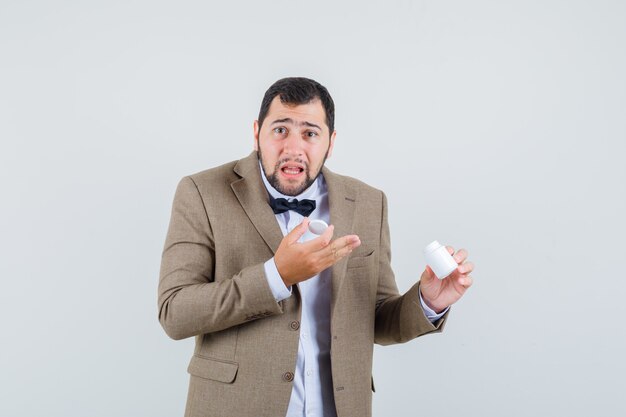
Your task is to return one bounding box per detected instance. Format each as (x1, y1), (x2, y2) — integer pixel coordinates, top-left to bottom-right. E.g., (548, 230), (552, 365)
(346, 249), (376, 269)
(187, 354), (239, 383)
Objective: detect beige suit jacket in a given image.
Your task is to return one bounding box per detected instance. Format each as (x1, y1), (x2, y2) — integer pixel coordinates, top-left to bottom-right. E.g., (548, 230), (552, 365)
(158, 151), (447, 417)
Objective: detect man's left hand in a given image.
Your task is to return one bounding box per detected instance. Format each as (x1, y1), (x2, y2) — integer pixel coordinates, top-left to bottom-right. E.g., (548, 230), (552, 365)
(419, 246), (474, 313)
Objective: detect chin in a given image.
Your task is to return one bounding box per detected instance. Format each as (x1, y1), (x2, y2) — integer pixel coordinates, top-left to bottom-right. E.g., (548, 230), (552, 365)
(281, 183), (305, 196)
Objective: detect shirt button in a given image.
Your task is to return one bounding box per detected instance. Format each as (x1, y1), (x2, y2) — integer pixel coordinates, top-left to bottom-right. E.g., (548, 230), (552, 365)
(302, 332), (308, 339)
(289, 320), (300, 331)
(283, 371), (294, 382)
(306, 370), (312, 376)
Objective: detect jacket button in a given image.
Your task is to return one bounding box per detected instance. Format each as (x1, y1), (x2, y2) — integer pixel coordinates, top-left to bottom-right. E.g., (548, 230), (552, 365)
(283, 371), (294, 382)
(289, 320), (300, 330)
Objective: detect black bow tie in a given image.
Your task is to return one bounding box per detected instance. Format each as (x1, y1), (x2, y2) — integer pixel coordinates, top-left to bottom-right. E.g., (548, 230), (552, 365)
(268, 196), (316, 217)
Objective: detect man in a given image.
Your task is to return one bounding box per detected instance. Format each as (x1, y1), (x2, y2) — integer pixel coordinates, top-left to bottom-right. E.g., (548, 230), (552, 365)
(158, 77), (474, 417)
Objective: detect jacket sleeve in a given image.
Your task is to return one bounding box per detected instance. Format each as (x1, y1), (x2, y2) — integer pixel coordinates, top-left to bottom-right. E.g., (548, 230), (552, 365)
(157, 176), (283, 340)
(373, 191), (449, 345)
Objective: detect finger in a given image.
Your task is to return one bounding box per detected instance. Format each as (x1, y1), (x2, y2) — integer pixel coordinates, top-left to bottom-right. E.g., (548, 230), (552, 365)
(319, 223), (335, 246)
(458, 274), (473, 289)
(453, 248), (468, 264)
(287, 217), (310, 244)
(328, 241), (356, 263)
(421, 265), (437, 282)
(321, 235), (359, 262)
(446, 246), (455, 256)
(320, 235), (362, 268)
(333, 234), (360, 253)
(331, 234), (361, 252)
(457, 261), (474, 275)
(300, 224), (335, 251)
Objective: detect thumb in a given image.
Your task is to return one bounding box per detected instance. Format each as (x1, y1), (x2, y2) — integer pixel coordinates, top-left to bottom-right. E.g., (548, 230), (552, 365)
(287, 217), (310, 244)
(422, 265), (437, 282)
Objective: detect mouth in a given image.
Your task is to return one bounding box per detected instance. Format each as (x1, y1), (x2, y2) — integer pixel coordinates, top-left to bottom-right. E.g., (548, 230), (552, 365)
(279, 163), (306, 179)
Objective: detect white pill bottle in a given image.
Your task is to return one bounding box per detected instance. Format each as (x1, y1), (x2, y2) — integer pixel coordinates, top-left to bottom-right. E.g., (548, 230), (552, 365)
(423, 240), (458, 279)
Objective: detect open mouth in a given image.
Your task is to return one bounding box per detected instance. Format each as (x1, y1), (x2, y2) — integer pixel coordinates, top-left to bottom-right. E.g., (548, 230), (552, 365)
(280, 164), (305, 177)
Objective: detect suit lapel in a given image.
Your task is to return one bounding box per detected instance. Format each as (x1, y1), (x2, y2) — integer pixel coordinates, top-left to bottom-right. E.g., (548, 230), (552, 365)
(231, 152), (284, 254)
(323, 166), (357, 316)
(230, 155), (356, 313)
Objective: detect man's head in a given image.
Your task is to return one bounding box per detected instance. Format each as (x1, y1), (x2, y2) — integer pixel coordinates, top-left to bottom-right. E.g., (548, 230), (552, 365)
(254, 77), (336, 196)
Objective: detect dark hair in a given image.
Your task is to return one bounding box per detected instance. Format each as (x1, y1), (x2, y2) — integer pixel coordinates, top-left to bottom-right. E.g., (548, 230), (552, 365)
(257, 77), (335, 134)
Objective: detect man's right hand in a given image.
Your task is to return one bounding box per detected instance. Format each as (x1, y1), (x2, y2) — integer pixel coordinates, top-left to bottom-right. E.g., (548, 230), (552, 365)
(274, 218), (361, 287)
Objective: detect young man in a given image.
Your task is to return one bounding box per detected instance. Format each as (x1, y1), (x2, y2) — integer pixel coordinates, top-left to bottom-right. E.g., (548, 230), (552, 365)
(158, 77), (474, 417)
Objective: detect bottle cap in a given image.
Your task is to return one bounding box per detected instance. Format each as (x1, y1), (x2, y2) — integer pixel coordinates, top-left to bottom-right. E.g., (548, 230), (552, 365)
(308, 219), (329, 235)
(423, 240), (441, 255)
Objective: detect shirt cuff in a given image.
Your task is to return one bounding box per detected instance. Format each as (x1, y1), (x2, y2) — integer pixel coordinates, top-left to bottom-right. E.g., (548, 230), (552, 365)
(264, 257), (292, 302)
(419, 289), (449, 323)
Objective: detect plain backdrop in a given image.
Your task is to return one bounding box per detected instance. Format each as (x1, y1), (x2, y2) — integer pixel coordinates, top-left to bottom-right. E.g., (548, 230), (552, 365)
(1, 1), (625, 416)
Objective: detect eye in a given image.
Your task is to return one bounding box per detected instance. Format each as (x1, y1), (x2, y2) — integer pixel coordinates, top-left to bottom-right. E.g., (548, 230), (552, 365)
(305, 131), (318, 138)
(273, 127), (287, 135)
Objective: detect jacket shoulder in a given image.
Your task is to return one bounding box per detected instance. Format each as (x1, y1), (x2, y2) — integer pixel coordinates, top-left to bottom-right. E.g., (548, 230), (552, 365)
(185, 159), (239, 187)
(327, 169), (385, 201)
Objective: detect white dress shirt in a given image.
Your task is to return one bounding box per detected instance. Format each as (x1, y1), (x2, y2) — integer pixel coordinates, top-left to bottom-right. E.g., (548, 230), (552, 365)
(259, 164), (446, 417)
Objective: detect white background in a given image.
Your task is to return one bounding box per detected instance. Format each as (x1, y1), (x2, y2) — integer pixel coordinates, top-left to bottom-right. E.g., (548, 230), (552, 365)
(1, 1), (625, 416)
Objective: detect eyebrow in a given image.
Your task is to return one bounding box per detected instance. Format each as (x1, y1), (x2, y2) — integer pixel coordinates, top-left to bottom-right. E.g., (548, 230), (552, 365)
(270, 118), (322, 131)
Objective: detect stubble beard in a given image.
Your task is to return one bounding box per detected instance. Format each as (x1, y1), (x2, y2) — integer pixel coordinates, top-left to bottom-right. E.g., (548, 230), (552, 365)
(258, 147), (329, 197)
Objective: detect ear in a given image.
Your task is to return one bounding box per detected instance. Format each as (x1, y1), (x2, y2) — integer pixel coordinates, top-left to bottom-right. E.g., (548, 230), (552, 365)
(253, 120), (260, 151)
(326, 130), (337, 158)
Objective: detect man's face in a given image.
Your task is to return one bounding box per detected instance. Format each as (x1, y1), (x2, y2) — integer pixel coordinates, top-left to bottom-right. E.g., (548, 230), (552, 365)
(254, 96), (336, 196)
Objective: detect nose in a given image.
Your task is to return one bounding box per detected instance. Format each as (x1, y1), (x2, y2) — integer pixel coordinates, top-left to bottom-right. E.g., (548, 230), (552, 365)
(282, 130), (304, 157)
